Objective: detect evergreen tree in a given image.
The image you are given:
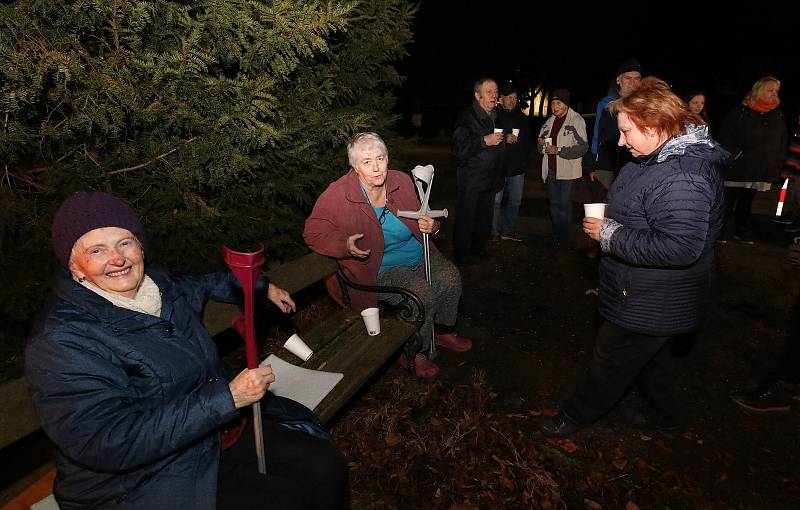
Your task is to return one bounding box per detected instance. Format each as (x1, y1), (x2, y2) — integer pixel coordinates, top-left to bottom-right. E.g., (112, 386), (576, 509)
(0, 0), (416, 378)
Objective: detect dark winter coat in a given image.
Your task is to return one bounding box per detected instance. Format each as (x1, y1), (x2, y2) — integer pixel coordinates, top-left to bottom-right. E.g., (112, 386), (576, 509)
(717, 105), (787, 183)
(495, 107), (533, 176)
(598, 126), (728, 336)
(452, 101), (505, 192)
(595, 107), (635, 173)
(25, 269), (251, 510)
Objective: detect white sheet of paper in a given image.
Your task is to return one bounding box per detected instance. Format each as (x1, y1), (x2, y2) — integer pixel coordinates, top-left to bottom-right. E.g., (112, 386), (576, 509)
(260, 354), (343, 411)
(32, 494), (59, 510)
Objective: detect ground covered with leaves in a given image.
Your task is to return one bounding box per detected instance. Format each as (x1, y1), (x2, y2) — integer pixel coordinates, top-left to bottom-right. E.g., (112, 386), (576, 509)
(316, 146), (800, 509)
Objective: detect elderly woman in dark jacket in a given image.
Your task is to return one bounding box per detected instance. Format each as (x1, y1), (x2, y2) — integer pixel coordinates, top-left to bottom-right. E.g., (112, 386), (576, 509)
(25, 192), (346, 510)
(542, 77), (728, 436)
(717, 76), (787, 243)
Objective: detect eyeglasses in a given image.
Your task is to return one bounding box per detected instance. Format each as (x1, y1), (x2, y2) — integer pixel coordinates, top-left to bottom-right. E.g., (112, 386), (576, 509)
(378, 207), (390, 225)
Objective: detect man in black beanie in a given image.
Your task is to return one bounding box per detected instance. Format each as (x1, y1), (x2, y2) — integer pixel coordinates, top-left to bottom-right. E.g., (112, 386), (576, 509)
(591, 57), (642, 189)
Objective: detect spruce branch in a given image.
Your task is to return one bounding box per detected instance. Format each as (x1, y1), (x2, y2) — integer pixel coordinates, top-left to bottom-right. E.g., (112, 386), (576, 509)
(107, 136), (198, 175)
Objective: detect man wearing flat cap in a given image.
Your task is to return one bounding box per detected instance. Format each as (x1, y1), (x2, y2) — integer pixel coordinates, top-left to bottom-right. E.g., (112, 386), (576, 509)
(492, 81), (534, 243)
(592, 57), (642, 189)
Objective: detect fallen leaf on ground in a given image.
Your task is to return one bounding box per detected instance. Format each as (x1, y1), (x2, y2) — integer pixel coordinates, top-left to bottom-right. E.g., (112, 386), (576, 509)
(384, 432), (402, 447)
(625, 501), (640, 510)
(543, 407), (559, 417)
(584, 498), (602, 509)
(558, 439), (578, 453)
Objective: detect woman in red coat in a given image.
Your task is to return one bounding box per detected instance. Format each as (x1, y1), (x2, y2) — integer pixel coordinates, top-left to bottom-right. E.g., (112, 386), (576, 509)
(304, 132), (471, 378)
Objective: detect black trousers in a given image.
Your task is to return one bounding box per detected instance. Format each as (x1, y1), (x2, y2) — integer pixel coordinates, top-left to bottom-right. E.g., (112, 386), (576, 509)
(563, 320), (681, 424)
(724, 187), (757, 236)
(217, 419), (347, 510)
(453, 178), (495, 261)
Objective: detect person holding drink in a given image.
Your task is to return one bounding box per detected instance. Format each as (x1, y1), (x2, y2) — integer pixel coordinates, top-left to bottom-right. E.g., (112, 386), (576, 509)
(542, 77), (728, 436)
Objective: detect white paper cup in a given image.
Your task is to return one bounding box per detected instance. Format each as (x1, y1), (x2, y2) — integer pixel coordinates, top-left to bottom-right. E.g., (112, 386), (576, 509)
(512, 128), (520, 137)
(584, 203), (607, 219)
(360, 307), (381, 336)
(494, 128), (503, 134)
(283, 333), (313, 361)
(544, 137), (552, 146)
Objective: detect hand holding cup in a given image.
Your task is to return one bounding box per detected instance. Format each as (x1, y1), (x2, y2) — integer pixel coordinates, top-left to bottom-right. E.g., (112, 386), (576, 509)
(485, 131), (503, 146)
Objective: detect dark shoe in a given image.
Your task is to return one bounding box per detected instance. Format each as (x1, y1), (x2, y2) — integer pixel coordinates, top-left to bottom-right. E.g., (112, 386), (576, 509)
(731, 381), (793, 412)
(786, 222), (800, 233)
(434, 331), (472, 352)
(733, 234), (755, 245)
(489, 233), (501, 242)
(541, 411), (582, 437)
(772, 217), (793, 225)
(398, 353), (440, 378)
(500, 232), (524, 242)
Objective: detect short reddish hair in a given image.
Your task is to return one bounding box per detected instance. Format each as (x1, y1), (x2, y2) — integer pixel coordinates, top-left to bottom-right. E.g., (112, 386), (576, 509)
(609, 76), (704, 139)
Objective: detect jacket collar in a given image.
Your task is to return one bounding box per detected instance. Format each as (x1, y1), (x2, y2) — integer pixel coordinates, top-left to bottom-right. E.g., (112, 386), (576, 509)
(53, 267), (175, 326)
(343, 168), (401, 204)
(472, 100), (496, 122)
(638, 124), (722, 166)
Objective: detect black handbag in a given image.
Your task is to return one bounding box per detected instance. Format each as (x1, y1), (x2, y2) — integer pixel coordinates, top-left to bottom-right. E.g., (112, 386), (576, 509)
(221, 395), (331, 450)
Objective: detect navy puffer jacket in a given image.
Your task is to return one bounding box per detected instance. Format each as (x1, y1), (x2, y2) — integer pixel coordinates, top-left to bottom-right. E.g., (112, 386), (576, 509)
(598, 125), (728, 336)
(25, 269), (250, 509)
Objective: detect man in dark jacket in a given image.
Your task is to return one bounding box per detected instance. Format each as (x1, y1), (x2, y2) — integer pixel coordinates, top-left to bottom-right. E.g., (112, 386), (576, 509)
(592, 57), (642, 188)
(492, 81), (533, 242)
(451, 77), (505, 264)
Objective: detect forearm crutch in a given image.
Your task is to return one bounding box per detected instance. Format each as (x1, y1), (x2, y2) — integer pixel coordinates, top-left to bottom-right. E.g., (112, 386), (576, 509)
(397, 165), (448, 359)
(223, 244), (267, 475)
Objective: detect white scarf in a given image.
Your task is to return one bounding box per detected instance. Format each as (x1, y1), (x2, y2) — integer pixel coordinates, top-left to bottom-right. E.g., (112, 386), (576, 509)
(77, 274), (162, 317)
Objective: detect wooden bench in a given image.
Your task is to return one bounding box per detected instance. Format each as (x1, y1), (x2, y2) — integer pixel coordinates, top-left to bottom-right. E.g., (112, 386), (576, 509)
(1, 251), (424, 509)
(204, 250), (425, 423)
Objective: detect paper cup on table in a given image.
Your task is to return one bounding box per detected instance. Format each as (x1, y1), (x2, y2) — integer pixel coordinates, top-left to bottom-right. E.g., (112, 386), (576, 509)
(360, 307), (381, 336)
(283, 333), (313, 361)
(544, 137), (552, 146)
(512, 128), (520, 137)
(583, 203), (607, 219)
(494, 128), (503, 134)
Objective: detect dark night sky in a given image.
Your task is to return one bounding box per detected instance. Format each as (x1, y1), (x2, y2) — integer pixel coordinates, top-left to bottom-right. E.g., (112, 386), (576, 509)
(395, 1), (799, 133)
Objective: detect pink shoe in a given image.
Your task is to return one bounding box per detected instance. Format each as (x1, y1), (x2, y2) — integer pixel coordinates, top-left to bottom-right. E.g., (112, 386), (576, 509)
(398, 353), (441, 378)
(434, 331), (473, 352)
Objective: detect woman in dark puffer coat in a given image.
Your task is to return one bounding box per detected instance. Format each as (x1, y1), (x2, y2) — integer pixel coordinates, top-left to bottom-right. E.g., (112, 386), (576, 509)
(26, 192), (346, 510)
(542, 77), (728, 437)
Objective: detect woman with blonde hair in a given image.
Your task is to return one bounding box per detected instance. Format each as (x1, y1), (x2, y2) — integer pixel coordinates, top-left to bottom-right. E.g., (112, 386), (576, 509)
(542, 77), (728, 436)
(717, 76), (788, 244)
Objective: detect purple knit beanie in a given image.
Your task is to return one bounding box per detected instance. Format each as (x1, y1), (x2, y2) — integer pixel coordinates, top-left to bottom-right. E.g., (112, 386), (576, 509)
(51, 191), (145, 267)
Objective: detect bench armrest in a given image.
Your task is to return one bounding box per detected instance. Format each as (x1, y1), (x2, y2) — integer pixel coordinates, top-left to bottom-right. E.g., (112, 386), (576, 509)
(335, 270), (425, 330)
